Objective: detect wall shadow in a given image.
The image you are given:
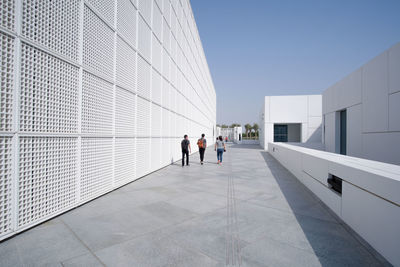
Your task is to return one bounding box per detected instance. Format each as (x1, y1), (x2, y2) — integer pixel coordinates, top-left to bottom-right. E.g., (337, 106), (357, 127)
(258, 151), (385, 266)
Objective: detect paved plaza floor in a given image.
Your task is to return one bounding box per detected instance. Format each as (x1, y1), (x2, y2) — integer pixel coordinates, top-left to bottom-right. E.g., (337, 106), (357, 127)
(0, 144), (388, 266)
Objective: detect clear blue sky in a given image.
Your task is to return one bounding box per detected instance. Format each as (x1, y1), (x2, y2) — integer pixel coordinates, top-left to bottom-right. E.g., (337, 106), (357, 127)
(190, 0), (400, 126)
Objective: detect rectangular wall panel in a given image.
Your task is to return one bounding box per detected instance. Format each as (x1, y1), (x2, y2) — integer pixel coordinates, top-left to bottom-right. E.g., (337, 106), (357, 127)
(0, 32), (14, 132)
(18, 137), (77, 227)
(136, 138), (151, 177)
(115, 87), (136, 136)
(137, 55), (151, 99)
(82, 71), (113, 134)
(83, 6), (114, 79)
(21, 0), (80, 61)
(115, 138), (136, 186)
(81, 138), (113, 202)
(117, 0), (137, 48)
(0, 137), (12, 236)
(136, 97), (151, 137)
(20, 43), (79, 133)
(116, 37), (137, 91)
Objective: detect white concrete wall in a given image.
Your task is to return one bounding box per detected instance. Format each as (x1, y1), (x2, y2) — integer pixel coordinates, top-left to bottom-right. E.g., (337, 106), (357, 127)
(323, 43), (400, 165)
(0, 0), (216, 240)
(260, 95), (322, 150)
(268, 142), (400, 266)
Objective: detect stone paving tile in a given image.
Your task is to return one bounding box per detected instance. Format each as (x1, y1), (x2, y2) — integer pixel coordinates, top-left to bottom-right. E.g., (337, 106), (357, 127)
(95, 230), (219, 267)
(61, 206), (170, 252)
(62, 253), (104, 267)
(3, 219), (89, 266)
(0, 144), (387, 266)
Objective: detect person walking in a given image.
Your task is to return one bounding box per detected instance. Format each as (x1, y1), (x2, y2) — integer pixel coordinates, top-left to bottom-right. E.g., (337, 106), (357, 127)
(181, 135), (191, 166)
(197, 134), (207, 165)
(214, 136), (226, 164)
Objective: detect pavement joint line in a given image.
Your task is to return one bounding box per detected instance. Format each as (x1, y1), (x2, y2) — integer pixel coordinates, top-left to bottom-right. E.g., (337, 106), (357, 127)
(59, 219), (106, 267)
(226, 153), (242, 267)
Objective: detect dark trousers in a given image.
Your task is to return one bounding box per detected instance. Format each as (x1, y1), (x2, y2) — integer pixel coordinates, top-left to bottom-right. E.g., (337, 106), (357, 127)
(199, 148), (205, 162)
(182, 150), (189, 166)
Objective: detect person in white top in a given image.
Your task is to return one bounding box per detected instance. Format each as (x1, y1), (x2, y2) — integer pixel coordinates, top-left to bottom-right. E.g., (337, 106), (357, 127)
(214, 135), (226, 164)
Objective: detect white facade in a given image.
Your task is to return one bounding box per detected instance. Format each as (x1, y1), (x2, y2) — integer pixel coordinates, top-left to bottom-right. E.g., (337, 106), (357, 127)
(260, 95), (322, 150)
(216, 126), (242, 143)
(323, 42), (400, 165)
(0, 0), (216, 240)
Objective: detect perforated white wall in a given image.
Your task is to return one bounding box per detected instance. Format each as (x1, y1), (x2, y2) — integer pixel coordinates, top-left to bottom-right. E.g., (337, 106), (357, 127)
(0, 0), (216, 240)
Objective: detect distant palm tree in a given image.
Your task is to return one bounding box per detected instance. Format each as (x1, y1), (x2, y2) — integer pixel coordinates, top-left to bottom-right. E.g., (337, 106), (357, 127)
(244, 124), (252, 138)
(221, 124), (228, 128)
(253, 123), (259, 139)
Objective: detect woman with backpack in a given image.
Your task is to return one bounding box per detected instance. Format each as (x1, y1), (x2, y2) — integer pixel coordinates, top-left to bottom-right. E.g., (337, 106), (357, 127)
(197, 134), (207, 165)
(214, 136), (226, 165)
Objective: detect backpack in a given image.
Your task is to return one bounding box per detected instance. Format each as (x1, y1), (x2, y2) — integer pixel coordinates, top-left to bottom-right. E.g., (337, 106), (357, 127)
(197, 138), (204, 148)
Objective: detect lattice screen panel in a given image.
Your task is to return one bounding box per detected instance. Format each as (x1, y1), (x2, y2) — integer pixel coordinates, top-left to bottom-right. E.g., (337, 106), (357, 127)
(115, 87), (136, 136)
(136, 96), (151, 137)
(138, 0), (152, 26)
(152, 36), (162, 73)
(136, 138), (151, 178)
(163, 50), (170, 81)
(151, 103), (162, 137)
(137, 55), (151, 99)
(162, 108), (170, 137)
(0, 0), (15, 31)
(0, 32), (14, 132)
(116, 37), (136, 91)
(162, 78), (170, 109)
(86, 0), (115, 26)
(152, 69), (162, 105)
(163, 0), (171, 27)
(163, 23), (171, 54)
(155, 0), (162, 13)
(0, 137), (12, 237)
(115, 138), (136, 186)
(19, 43), (79, 133)
(80, 138), (113, 202)
(21, 0), (80, 61)
(138, 15), (152, 63)
(117, 0), (137, 48)
(151, 138), (161, 170)
(83, 6), (114, 79)
(152, 2), (163, 41)
(81, 71), (113, 134)
(161, 138), (170, 165)
(18, 137), (77, 227)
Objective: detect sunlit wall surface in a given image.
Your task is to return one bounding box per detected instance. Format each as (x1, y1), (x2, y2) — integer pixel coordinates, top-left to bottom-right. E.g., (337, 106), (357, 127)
(0, 0), (216, 240)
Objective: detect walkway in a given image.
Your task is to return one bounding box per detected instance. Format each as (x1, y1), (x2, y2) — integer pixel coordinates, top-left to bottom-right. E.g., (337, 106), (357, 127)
(0, 145), (387, 266)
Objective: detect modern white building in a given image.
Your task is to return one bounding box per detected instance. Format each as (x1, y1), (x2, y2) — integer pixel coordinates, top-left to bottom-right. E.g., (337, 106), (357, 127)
(0, 0), (216, 241)
(323, 43), (400, 165)
(259, 95), (322, 150)
(266, 43), (400, 266)
(216, 126), (242, 143)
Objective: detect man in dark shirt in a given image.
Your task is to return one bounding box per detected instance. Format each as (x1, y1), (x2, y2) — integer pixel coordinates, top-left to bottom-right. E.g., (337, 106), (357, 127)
(181, 135), (191, 166)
